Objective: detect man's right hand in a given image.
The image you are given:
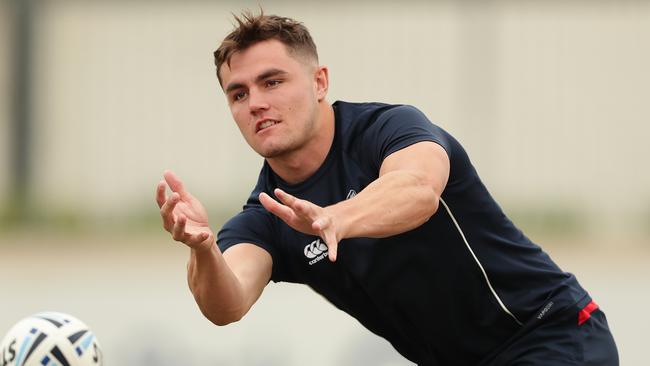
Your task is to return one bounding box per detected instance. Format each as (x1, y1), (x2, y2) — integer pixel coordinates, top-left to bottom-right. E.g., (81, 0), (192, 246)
(156, 171), (272, 326)
(156, 170), (214, 252)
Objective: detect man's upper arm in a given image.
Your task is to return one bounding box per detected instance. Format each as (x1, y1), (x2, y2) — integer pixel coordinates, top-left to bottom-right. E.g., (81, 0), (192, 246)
(222, 243), (273, 310)
(379, 141), (450, 197)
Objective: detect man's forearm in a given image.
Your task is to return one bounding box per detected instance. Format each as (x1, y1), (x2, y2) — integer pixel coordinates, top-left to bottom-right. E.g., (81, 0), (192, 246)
(328, 170), (440, 240)
(187, 241), (246, 326)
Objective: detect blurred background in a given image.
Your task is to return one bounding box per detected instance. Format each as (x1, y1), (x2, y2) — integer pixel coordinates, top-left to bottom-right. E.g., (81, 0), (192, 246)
(1, 0), (648, 365)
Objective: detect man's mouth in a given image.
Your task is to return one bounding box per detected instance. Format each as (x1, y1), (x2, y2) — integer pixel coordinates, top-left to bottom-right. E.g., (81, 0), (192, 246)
(257, 119), (280, 132)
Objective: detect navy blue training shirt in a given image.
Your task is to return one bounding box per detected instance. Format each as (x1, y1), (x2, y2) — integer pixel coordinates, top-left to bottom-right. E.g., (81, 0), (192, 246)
(218, 101), (589, 365)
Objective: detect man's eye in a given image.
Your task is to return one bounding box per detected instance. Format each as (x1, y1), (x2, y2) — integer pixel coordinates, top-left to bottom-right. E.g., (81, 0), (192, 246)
(266, 80), (281, 87)
(233, 91), (247, 101)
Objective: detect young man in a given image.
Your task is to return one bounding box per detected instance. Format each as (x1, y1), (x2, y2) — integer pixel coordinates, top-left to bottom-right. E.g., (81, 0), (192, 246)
(156, 13), (618, 365)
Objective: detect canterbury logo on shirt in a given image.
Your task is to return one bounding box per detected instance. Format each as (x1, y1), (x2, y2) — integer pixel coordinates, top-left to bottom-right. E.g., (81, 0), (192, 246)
(305, 239), (328, 265)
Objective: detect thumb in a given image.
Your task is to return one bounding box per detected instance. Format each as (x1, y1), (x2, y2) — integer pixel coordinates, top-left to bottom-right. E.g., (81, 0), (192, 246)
(312, 216), (339, 261)
(314, 218), (339, 262)
(326, 238), (338, 262)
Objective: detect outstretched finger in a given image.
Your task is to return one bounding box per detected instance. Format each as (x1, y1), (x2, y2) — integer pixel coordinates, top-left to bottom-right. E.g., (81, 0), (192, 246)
(293, 199), (319, 221)
(259, 192), (295, 223)
(156, 180), (167, 208)
(172, 215), (188, 242)
(276, 189), (320, 221)
(160, 192), (180, 231)
(274, 188), (298, 207)
(164, 170), (187, 198)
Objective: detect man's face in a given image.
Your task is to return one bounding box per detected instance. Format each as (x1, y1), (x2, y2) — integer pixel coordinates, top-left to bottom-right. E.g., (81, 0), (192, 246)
(219, 39), (326, 159)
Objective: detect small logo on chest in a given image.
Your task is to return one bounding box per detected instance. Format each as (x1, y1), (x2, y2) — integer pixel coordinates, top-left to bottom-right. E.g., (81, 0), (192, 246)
(346, 189), (357, 199)
(304, 238), (328, 265)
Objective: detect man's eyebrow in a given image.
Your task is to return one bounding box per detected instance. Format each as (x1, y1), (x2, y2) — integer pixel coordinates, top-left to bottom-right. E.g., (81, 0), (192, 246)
(256, 68), (288, 82)
(225, 68), (288, 94)
(225, 82), (245, 94)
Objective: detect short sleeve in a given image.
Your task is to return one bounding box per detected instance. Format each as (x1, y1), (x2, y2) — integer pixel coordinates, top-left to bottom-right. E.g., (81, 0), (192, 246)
(362, 105), (451, 168)
(217, 207), (289, 282)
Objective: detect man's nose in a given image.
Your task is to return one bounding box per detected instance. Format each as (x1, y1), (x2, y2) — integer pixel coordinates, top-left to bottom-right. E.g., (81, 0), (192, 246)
(248, 88), (270, 113)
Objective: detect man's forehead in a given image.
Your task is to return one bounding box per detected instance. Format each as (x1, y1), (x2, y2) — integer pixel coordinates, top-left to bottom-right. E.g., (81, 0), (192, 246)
(220, 40), (314, 88)
(243, 39), (289, 57)
(220, 41), (292, 82)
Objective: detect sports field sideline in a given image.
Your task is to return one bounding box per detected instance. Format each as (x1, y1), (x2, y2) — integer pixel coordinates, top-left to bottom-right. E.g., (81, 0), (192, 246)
(0, 233), (647, 365)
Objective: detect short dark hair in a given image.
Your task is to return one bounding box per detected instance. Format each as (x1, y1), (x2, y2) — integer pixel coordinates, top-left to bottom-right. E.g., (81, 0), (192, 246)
(214, 11), (318, 85)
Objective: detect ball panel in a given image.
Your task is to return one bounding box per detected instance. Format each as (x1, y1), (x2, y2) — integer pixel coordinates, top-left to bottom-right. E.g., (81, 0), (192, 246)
(0, 312), (102, 366)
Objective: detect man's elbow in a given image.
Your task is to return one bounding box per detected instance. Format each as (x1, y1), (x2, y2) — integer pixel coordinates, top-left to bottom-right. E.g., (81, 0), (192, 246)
(409, 171), (442, 215)
(419, 191), (439, 224)
(416, 177), (440, 214)
(200, 304), (245, 326)
(193, 289), (247, 326)
(429, 190), (441, 216)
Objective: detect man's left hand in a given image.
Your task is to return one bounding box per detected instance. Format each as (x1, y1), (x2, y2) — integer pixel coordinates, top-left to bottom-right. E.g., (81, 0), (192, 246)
(259, 189), (341, 262)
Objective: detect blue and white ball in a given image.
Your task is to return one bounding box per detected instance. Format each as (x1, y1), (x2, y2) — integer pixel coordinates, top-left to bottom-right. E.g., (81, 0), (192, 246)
(0, 312), (103, 366)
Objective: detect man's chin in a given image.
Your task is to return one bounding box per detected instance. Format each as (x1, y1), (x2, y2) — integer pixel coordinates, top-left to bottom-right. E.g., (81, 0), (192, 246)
(258, 146), (290, 159)
(259, 144), (304, 160)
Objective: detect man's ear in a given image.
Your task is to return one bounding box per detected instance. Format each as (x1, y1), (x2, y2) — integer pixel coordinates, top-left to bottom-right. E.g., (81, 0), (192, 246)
(314, 66), (329, 101)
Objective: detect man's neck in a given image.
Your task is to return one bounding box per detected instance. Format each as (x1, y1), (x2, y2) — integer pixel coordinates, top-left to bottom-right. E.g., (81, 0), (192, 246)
(266, 102), (335, 185)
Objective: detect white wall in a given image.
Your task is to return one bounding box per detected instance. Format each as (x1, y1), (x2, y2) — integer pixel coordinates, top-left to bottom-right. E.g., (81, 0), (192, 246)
(4, 1), (650, 236)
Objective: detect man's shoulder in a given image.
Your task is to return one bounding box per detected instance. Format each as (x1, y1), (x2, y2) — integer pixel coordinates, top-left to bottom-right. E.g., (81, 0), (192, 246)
(334, 100), (399, 119)
(334, 100), (427, 126)
(334, 100), (393, 110)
